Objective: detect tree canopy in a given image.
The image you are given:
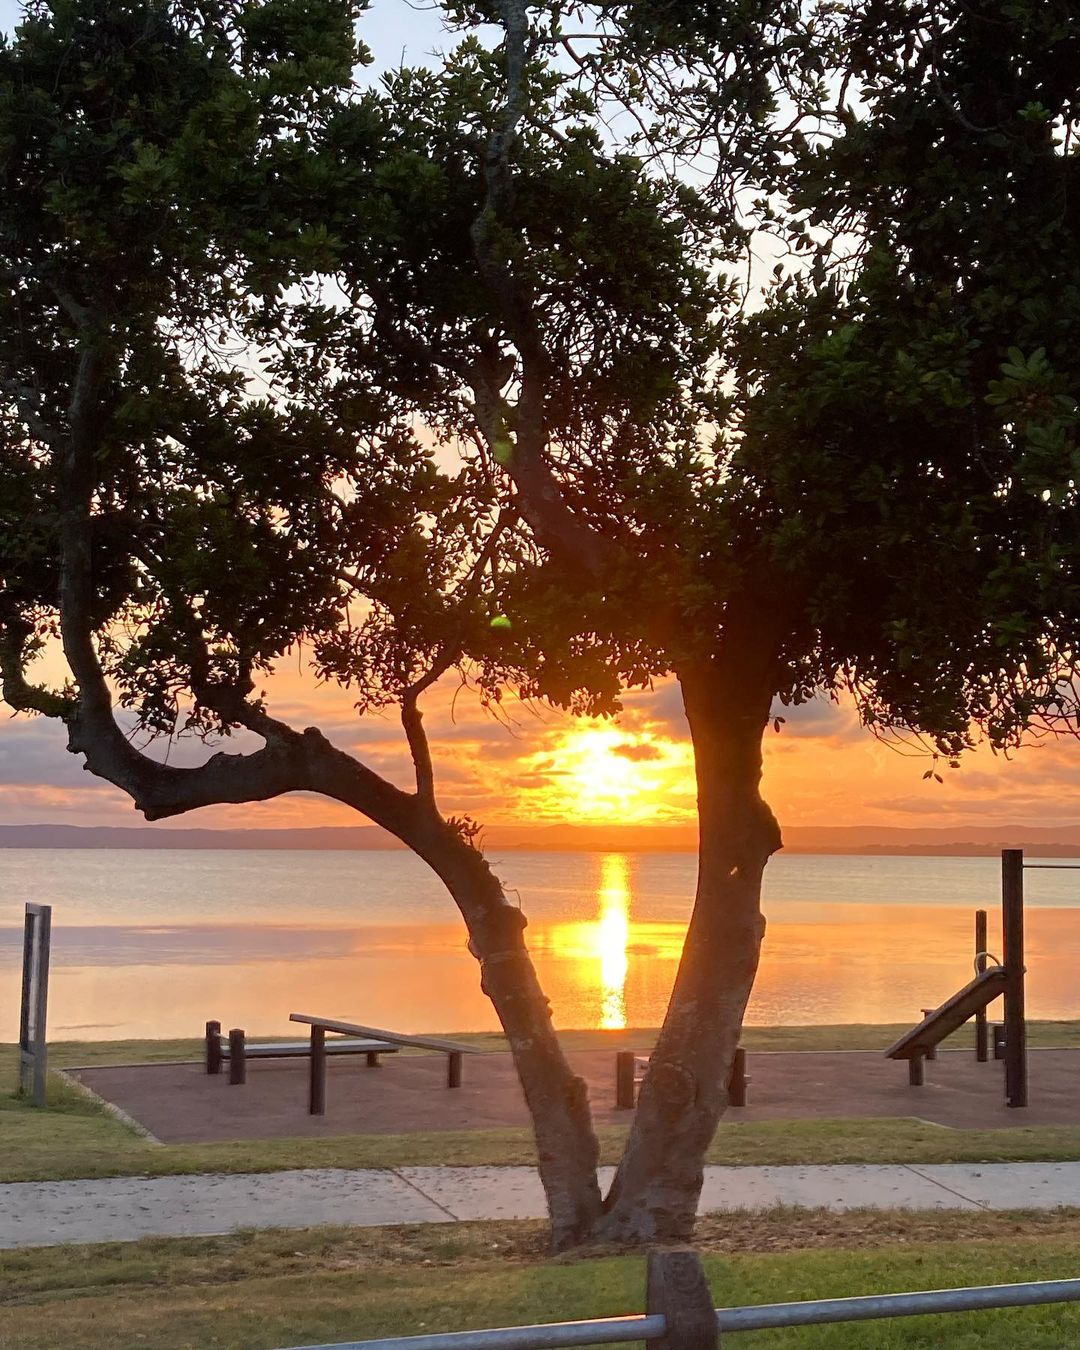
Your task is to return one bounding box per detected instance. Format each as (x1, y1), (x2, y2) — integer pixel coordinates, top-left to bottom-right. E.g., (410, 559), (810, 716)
(3, 0), (1080, 1246)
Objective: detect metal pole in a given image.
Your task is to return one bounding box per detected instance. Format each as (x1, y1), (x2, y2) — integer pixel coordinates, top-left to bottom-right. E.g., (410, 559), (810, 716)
(1002, 849), (1027, 1107)
(974, 909), (988, 1062)
(715, 1277), (1080, 1331)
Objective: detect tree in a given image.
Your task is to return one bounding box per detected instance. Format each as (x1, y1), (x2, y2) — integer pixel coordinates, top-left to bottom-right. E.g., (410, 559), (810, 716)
(5, 0), (1080, 1253)
(431, 0), (1080, 1241)
(0, 0), (720, 1248)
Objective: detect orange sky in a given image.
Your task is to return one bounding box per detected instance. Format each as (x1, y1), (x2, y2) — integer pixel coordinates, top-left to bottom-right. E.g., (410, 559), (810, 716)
(5, 659), (1080, 834)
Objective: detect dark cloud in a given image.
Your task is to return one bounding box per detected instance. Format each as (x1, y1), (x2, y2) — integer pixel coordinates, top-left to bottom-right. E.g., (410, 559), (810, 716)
(613, 742), (663, 762)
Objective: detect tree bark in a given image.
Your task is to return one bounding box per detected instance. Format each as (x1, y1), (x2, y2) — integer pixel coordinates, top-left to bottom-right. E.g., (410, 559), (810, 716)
(593, 650), (781, 1243)
(412, 818), (604, 1249)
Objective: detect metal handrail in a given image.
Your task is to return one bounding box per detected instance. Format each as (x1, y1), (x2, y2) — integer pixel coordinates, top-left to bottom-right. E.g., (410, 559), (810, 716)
(279, 1277), (1080, 1349)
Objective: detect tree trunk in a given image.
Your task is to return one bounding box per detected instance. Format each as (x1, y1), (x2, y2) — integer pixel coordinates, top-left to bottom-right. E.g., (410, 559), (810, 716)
(592, 654), (781, 1243)
(416, 819), (604, 1249)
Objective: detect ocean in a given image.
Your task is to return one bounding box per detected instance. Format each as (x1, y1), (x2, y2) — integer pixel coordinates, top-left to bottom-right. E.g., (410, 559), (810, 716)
(3, 849), (1079, 1039)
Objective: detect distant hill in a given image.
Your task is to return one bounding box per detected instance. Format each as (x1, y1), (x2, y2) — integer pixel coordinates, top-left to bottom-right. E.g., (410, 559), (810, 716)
(4, 820), (1080, 856)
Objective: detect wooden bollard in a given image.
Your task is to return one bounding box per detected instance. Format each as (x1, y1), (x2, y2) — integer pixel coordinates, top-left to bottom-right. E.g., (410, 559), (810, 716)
(309, 1025), (326, 1115)
(908, 1055), (924, 1086)
(205, 1020), (222, 1075)
(727, 1048), (748, 1108)
(646, 1249), (718, 1350)
(993, 1023), (1006, 1061)
(616, 1049), (637, 1109)
(228, 1028), (246, 1085)
(447, 1050), (463, 1089)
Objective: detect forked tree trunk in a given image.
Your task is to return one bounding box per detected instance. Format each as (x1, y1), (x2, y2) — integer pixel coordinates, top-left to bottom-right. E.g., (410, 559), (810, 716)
(416, 820), (604, 1249)
(592, 654), (781, 1243)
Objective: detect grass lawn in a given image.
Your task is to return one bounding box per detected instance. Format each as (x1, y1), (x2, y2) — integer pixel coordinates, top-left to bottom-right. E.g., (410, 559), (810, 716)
(5, 1214), (1080, 1348)
(5, 1024), (1080, 1182)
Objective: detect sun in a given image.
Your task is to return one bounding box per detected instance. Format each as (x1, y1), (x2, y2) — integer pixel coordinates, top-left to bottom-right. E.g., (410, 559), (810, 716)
(520, 722), (694, 824)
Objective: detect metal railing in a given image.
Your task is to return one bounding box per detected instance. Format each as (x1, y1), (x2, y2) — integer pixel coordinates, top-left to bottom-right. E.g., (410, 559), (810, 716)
(279, 1258), (1080, 1350)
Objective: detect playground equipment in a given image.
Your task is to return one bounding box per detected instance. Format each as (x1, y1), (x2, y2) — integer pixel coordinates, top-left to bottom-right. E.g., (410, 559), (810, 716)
(886, 849), (1030, 1106)
(18, 902), (52, 1106)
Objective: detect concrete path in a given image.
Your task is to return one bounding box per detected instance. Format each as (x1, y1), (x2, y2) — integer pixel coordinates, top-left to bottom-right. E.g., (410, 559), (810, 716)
(4, 1161), (1080, 1249)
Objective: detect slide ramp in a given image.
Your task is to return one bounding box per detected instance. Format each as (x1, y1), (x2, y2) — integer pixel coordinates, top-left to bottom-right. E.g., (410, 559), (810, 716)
(885, 966), (1007, 1061)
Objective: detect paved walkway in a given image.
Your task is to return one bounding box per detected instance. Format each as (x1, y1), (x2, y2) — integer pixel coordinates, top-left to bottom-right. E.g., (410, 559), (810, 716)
(3, 1161), (1080, 1249)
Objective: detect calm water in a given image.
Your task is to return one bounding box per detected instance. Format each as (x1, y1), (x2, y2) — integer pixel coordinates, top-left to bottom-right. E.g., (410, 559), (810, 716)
(3, 849), (1080, 1038)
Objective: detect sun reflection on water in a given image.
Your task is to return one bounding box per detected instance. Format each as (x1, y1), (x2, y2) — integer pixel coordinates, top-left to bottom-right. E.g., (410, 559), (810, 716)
(597, 854), (630, 1029)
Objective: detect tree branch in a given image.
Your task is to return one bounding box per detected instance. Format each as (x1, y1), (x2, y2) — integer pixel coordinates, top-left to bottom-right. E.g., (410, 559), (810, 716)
(469, 2), (618, 581)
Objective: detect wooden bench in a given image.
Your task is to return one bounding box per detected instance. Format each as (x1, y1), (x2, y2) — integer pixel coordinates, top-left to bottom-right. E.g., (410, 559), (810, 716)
(615, 1047), (749, 1109)
(290, 1013), (475, 1115)
(205, 1020), (398, 1086)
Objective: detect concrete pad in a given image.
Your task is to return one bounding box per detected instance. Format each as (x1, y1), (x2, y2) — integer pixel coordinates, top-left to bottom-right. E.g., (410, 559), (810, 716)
(912, 1162), (1080, 1210)
(701, 1164), (981, 1212)
(0, 1168), (450, 1250)
(397, 1166), (549, 1220)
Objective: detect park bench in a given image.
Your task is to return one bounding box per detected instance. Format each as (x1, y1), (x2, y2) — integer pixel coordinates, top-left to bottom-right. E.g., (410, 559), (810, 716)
(205, 1020), (399, 1086)
(290, 1013), (475, 1115)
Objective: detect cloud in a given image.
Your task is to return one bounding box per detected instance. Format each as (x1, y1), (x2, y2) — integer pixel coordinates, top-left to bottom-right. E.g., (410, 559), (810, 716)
(612, 742), (663, 762)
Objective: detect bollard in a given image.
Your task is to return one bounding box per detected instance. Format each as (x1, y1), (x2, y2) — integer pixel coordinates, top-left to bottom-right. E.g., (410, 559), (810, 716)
(616, 1050), (637, 1109)
(908, 1055), (924, 1086)
(646, 1249), (719, 1350)
(205, 1020), (222, 1074)
(993, 1024), (1006, 1061)
(447, 1050), (463, 1089)
(727, 1048), (748, 1108)
(228, 1028), (246, 1085)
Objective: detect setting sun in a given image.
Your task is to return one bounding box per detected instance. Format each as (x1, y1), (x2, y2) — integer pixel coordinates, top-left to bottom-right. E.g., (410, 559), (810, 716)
(519, 724), (694, 824)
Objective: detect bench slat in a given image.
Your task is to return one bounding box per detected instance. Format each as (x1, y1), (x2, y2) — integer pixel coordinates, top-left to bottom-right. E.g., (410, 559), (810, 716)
(220, 1039), (397, 1058)
(289, 1013), (473, 1055)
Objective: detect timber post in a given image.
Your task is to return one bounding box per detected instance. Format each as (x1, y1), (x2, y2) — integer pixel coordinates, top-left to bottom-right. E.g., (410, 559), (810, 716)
(447, 1050), (463, 1088)
(727, 1048), (748, 1107)
(206, 1020), (222, 1074)
(974, 909), (989, 1062)
(1002, 850), (1027, 1107)
(309, 1024), (327, 1115)
(228, 1028), (246, 1085)
(646, 1249), (719, 1350)
(616, 1050), (636, 1109)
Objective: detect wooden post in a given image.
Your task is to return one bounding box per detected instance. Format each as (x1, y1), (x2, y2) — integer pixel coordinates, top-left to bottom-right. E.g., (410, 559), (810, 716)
(975, 909), (989, 1062)
(908, 1055), (924, 1087)
(727, 1048), (748, 1107)
(646, 1249), (718, 1350)
(1002, 849), (1028, 1107)
(993, 1023), (1006, 1060)
(228, 1028), (246, 1085)
(206, 1020), (222, 1074)
(921, 1012), (937, 1061)
(616, 1050), (637, 1109)
(309, 1025), (326, 1115)
(447, 1050), (463, 1089)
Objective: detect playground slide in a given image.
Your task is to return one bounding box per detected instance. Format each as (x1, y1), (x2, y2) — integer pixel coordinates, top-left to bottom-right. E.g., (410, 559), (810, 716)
(884, 965), (1007, 1061)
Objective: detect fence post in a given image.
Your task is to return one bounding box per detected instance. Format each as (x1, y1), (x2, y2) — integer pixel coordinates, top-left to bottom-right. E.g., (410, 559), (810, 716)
(646, 1249), (719, 1350)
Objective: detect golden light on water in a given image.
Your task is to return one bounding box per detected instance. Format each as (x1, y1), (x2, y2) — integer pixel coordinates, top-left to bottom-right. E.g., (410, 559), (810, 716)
(597, 854), (630, 1029)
